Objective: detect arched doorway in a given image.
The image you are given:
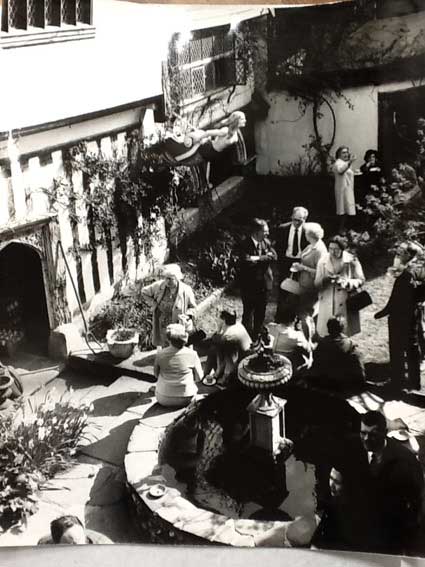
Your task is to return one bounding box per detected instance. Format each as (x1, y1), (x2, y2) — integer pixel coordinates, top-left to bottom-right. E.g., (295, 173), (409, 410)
(0, 243), (50, 356)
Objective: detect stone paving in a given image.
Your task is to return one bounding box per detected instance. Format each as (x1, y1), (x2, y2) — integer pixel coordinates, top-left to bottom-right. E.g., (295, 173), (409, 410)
(3, 344), (425, 547)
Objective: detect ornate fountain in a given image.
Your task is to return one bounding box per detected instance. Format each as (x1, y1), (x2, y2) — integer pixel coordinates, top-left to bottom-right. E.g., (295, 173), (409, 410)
(238, 336), (293, 461)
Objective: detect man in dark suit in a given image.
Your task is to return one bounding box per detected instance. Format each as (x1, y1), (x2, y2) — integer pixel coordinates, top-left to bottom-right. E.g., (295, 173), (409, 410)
(375, 242), (425, 394)
(237, 218), (277, 339)
(359, 410), (424, 555)
(274, 207), (309, 319)
(276, 206), (309, 278)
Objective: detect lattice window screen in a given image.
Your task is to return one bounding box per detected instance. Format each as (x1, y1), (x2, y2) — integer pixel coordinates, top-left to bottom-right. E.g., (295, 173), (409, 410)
(3, 0), (92, 30)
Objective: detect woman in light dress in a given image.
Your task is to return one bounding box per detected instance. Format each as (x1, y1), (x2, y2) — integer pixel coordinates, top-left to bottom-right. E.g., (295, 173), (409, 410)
(315, 236), (365, 337)
(333, 146), (357, 232)
(141, 264), (196, 348)
(291, 222), (328, 317)
(154, 324), (203, 408)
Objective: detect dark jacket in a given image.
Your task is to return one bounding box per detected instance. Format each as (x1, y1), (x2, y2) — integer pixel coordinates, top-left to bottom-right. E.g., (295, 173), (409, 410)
(237, 237), (277, 293)
(378, 270), (425, 329)
(312, 334), (365, 387)
(367, 438), (424, 553)
(276, 222), (308, 261)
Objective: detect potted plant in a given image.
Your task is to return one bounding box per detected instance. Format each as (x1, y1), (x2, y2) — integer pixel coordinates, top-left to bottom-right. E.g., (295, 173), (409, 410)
(106, 327), (139, 359)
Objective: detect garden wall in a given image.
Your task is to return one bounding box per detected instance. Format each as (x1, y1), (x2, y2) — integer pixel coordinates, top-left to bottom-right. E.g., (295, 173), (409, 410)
(255, 79), (416, 175)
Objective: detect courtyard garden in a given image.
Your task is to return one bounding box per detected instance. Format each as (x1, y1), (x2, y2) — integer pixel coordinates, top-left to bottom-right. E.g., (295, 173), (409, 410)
(2, 113), (425, 550)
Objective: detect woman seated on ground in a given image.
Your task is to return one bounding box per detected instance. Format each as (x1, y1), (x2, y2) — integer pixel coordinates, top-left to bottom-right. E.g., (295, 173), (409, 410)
(203, 309), (252, 386)
(315, 236), (365, 338)
(141, 264), (196, 348)
(38, 515), (112, 545)
(268, 310), (313, 373)
(310, 317), (365, 392)
(154, 324), (203, 408)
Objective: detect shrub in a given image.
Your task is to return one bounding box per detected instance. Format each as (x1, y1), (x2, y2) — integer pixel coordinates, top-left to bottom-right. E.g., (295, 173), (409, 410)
(89, 287), (154, 351)
(0, 390), (92, 532)
(349, 119), (425, 261)
(178, 225), (240, 287)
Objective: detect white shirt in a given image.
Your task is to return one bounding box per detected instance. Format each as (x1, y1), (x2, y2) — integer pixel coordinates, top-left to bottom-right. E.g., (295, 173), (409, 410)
(286, 224), (303, 259)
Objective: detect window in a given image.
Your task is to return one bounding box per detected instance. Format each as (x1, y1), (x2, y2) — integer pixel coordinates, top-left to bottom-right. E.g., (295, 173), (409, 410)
(169, 26), (246, 104)
(1, 0), (94, 47)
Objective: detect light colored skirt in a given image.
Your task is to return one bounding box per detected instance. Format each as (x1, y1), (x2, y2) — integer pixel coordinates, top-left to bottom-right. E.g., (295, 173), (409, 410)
(155, 391), (195, 408)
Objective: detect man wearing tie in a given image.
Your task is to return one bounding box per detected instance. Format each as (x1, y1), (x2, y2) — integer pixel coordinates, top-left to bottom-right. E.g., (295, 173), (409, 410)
(277, 206), (309, 278)
(275, 207), (309, 319)
(359, 411), (424, 554)
(237, 218), (277, 339)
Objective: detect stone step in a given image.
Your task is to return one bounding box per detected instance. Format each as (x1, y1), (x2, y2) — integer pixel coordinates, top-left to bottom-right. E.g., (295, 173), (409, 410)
(69, 345), (157, 382)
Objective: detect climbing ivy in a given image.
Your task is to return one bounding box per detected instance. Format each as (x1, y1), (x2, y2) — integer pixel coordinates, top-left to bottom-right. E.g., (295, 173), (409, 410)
(45, 133), (197, 273)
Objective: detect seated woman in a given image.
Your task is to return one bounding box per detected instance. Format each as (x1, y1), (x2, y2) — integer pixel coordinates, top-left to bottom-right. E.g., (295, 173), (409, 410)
(38, 515), (112, 545)
(154, 324), (203, 408)
(267, 310), (313, 372)
(310, 317), (365, 392)
(140, 264), (196, 348)
(203, 309), (252, 385)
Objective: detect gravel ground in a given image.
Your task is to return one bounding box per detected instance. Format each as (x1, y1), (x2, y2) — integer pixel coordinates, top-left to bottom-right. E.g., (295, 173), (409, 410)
(196, 270), (393, 380)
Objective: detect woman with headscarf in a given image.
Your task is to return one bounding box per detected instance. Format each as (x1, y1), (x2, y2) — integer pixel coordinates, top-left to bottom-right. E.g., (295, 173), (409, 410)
(154, 324), (203, 408)
(141, 263), (196, 348)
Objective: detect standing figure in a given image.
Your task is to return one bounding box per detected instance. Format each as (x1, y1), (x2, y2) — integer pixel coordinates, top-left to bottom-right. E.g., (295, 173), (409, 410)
(275, 207), (309, 319)
(374, 242), (425, 393)
(315, 236), (365, 338)
(291, 222), (328, 318)
(360, 150), (383, 196)
(333, 146), (357, 232)
(141, 264), (196, 348)
(359, 411), (424, 554)
(237, 218), (277, 339)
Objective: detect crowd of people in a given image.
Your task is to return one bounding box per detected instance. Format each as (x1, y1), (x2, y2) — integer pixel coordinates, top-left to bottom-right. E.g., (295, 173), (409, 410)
(137, 195), (425, 408)
(2, 139), (424, 551)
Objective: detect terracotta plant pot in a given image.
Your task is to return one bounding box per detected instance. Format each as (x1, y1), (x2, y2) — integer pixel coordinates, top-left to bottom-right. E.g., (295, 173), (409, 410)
(106, 329), (139, 360)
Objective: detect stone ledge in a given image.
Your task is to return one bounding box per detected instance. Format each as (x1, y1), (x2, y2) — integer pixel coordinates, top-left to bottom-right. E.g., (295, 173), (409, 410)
(124, 404), (318, 547)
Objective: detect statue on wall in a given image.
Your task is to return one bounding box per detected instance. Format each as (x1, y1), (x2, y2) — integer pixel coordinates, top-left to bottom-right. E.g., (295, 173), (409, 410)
(161, 112), (247, 186)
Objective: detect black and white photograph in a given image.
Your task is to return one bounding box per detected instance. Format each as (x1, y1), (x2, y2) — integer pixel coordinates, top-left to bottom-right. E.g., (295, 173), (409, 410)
(2, 0), (425, 561)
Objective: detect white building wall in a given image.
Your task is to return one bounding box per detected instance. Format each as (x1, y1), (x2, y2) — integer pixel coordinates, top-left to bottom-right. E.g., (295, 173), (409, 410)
(255, 79), (417, 175)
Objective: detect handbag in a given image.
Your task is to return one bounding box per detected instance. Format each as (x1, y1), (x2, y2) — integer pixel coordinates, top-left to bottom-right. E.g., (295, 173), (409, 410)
(346, 289), (372, 312)
(280, 273), (301, 295)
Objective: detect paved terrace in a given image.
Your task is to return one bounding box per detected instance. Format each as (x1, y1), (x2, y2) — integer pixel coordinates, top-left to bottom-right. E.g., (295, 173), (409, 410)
(2, 339), (425, 547)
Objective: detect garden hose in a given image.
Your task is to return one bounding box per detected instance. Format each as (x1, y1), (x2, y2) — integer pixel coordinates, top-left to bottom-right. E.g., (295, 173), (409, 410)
(57, 241), (102, 356)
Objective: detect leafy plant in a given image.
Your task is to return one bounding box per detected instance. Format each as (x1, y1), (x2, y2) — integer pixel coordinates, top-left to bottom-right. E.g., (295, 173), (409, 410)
(177, 225), (240, 286)
(348, 118), (425, 261)
(0, 390), (92, 532)
(89, 285), (154, 351)
(111, 329), (137, 342)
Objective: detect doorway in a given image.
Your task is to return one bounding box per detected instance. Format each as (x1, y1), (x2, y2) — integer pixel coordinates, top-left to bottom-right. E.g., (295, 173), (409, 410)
(0, 242), (50, 357)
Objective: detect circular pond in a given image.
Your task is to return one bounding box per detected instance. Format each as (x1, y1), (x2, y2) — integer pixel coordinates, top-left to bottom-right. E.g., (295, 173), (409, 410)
(125, 383), (364, 547)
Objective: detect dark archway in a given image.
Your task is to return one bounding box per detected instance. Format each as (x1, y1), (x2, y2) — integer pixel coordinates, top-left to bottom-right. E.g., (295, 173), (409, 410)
(0, 243), (50, 356)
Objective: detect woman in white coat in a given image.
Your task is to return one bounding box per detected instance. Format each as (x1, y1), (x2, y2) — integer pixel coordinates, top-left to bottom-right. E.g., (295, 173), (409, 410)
(333, 146), (357, 232)
(315, 236), (365, 337)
